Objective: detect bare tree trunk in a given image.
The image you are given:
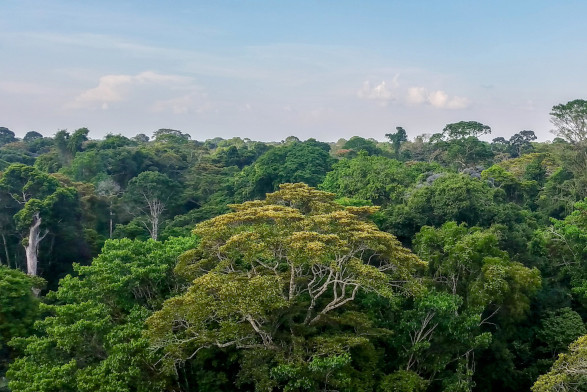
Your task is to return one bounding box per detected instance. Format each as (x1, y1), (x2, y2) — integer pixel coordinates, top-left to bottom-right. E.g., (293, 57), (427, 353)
(24, 212), (48, 296)
(109, 200), (114, 239)
(1, 233), (10, 268)
(146, 198), (164, 241)
(24, 212), (48, 277)
(151, 214), (159, 241)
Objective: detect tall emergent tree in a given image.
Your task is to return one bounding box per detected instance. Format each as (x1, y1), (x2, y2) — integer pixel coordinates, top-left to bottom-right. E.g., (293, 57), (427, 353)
(96, 178), (121, 238)
(0, 164), (77, 277)
(509, 130), (537, 157)
(146, 183), (425, 391)
(0, 127), (17, 147)
(124, 171), (180, 241)
(442, 121), (491, 140)
(550, 99), (587, 144)
(550, 100), (587, 206)
(386, 126), (408, 158)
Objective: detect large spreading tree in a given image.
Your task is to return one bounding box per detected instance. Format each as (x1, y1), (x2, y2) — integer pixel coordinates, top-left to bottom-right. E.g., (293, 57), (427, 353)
(146, 183), (426, 391)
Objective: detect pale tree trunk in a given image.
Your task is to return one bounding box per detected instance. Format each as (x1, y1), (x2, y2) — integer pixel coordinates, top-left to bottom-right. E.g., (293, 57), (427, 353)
(151, 214), (159, 241)
(24, 212), (48, 277)
(1, 233), (9, 268)
(109, 200), (114, 238)
(145, 197), (164, 241)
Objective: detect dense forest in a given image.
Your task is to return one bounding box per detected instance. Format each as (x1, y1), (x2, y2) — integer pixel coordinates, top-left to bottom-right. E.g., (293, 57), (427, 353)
(0, 99), (586, 392)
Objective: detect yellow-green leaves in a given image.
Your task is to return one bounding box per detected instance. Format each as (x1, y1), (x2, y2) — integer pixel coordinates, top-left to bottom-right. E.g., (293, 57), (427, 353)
(147, 183), (425, 374)
(146, 273), (288, 370)
(532, 334), (587, 392)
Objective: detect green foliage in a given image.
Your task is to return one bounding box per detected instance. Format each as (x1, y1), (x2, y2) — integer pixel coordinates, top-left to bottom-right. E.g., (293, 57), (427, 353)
(0, 164), (60, 205)
(123, 171), (181, 240)
(61, 150), (107, 183)
(392, 290), (490, 381)
(320, 154), (438, 205)
(379, 370), (428, 392)
(53, 129), (89, 165)
(270, 353), (353, 391)
(0, 149), (35, 167)
(537, 308), (586, 355)
(482, 165), (525, 203)
(0, 267), (43, 380)
(0, 164), (82, 281)
(147, 183), (425, 389)
(34, 151), (62, 173)
(415, 222), (541, 316)
(509, 130), (537, 157)
(98, 134), (136, 150)
(0, 128), (17, 147)
(539, 199), (587, 307)
(23, 131), (43, 143)
(212, 140), (269, 169)
(7, 236), (197, 392)
(386, 127), (408, 158)
(442, 121), (491, 140)
(232, 140), (334, 201)
(532, 334), (587, 392)
(381, 173), (499, 243)
(342, 136), (384, 156)
(153, 128), (191, 144)
(434, 136), (494, 169)
(1, 124), (586, 392)
(182, 162), (239, 209)
(395, 222), (542, 391)
(550, 99), (587, 144)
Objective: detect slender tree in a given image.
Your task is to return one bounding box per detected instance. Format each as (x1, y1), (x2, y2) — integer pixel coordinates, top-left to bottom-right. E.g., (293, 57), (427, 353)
(124, 171), (180, 240)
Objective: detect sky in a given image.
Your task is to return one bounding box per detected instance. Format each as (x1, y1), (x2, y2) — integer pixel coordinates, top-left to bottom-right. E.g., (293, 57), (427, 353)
(1, 0), (586, 142)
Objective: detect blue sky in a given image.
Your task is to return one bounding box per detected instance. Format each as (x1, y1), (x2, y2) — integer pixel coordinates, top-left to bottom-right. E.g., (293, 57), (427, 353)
(1, 0), (586, 141)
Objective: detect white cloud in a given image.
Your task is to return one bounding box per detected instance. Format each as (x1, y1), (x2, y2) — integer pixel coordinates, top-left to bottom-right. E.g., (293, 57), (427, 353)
(357, 80), (395, 105)
(406, 87), (428, 104)
(74, 74), (133, 105)
(359, 77), (469, 110)
(68, 71), (202, 112)
(444, 95), (470, 109)
(407, 86), (469, 109)
(391, 73), (400, 89)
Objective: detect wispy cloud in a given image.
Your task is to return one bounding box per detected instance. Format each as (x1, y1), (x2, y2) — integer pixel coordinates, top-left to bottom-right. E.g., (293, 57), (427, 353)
(358, 76), (470, 110)
(67, 71), (206, 112)
(151, 93), (213, 115)
(0, 81), (52, 95)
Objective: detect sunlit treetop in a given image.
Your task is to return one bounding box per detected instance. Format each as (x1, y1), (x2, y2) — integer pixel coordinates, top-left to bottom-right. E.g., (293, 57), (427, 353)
(147, 183), (425, 372)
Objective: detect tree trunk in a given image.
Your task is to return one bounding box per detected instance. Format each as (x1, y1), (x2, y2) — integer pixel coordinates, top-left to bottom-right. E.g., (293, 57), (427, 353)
(24, 211), (47, 277)
(151, 214), (158, 241)
(109, 199), (114, 238)
(110, 210), (113, 239)
(146, 198), (164, 241)
(1, 233), (10, 268)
